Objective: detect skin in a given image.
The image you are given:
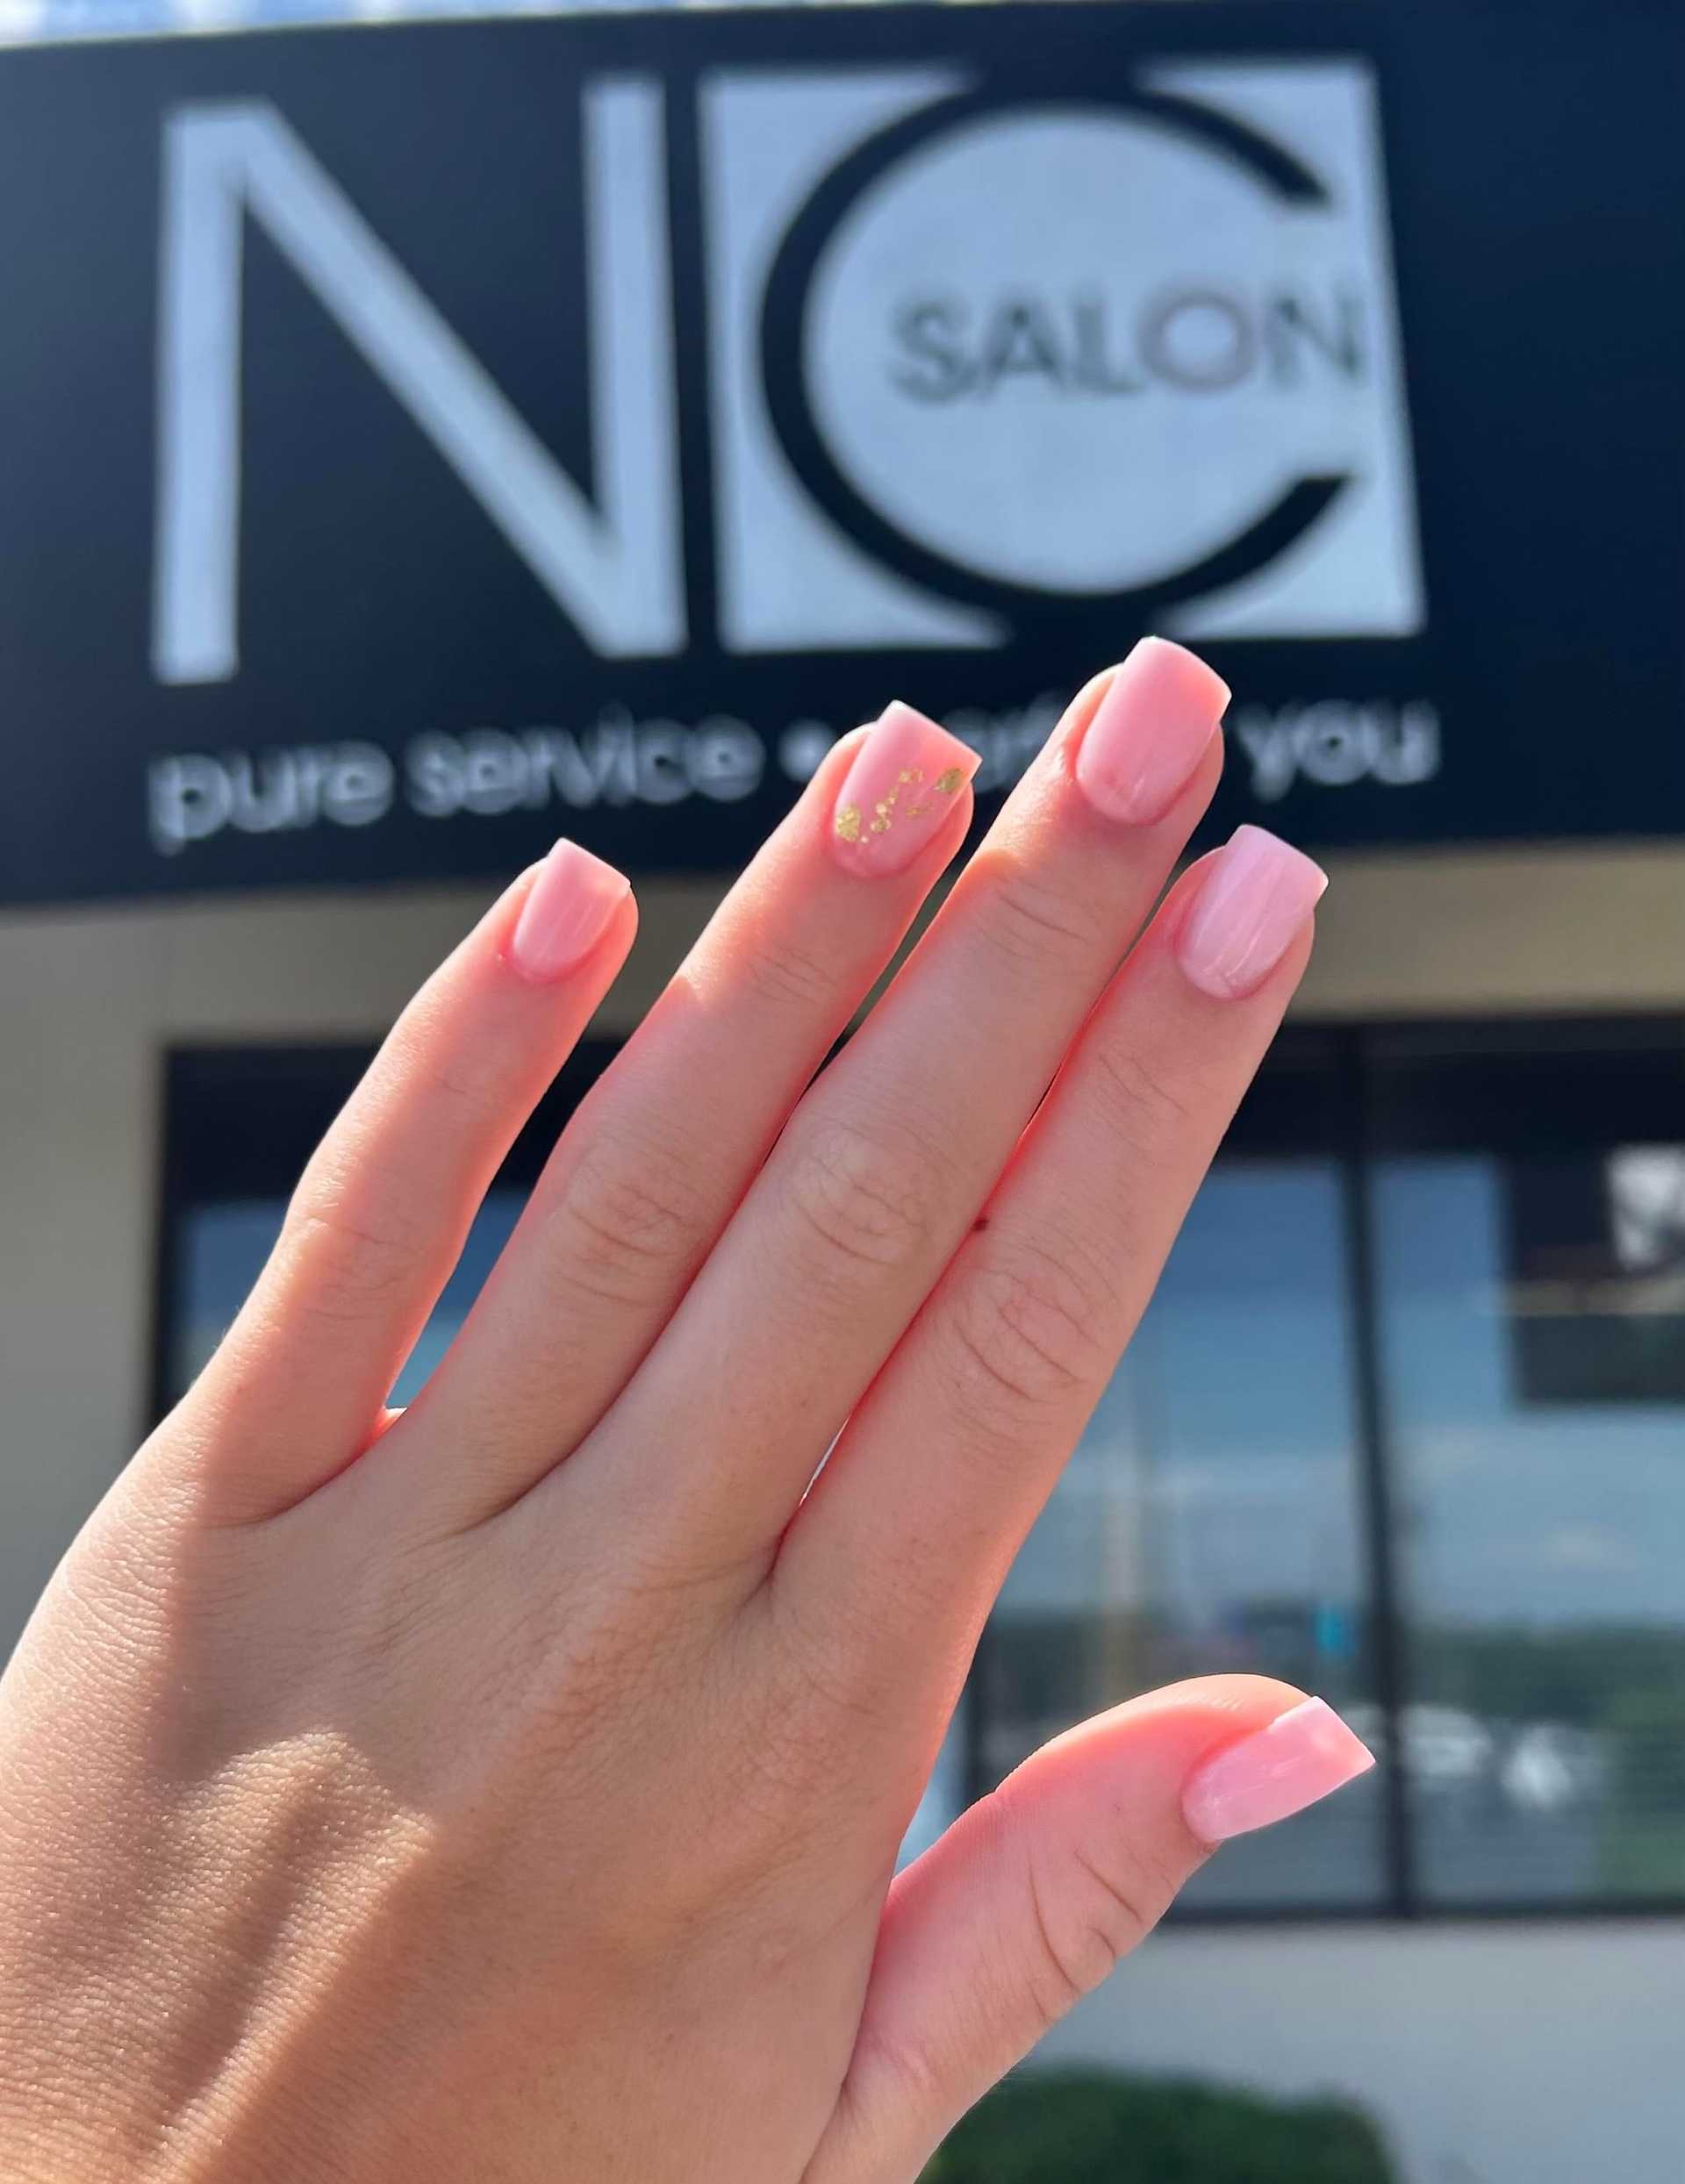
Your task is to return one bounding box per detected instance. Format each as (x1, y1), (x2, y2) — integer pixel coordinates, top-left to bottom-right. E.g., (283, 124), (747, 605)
(0, 663), (1329, 2183)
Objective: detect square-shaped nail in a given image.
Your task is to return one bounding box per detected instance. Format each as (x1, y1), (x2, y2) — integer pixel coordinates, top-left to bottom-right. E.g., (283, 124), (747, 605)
(830, 702), (980, 877)
(509, 838), (630, 983)
(1073, 636), (1229, 826)
(1176, 825), (1327, 999)
(1182, 1698), (1375, 1844)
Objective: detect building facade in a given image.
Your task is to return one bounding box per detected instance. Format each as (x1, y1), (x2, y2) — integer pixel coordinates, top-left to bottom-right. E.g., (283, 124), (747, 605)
(2, 4), (1683, 2180)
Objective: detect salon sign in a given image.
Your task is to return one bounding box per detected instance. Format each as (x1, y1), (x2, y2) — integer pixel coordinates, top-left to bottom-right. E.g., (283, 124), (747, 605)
(0, 1), (1679, 901)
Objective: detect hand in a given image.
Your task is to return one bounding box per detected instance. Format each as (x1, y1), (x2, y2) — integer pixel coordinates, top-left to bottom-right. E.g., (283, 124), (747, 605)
(0, 641), (1371, 2183)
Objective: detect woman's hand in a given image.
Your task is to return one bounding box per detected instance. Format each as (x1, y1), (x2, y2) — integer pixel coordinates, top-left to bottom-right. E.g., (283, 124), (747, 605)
(0, 641), (1370, 2183)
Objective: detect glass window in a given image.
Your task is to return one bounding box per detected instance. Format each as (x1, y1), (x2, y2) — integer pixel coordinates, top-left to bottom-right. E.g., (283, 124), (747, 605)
(1370, 1032), (1685, 1907)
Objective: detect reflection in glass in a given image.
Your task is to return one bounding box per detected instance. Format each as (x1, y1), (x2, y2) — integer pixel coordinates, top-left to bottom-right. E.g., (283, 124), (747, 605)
(1373, 1149), (1685, 1903)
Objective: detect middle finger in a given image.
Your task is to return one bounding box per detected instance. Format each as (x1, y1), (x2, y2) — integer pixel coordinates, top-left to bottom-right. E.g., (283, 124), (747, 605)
(567, 638), (1229, 1573)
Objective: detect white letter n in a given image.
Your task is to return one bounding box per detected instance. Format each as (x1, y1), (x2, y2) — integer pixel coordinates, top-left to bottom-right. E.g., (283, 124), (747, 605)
(153, 88), (684, 683)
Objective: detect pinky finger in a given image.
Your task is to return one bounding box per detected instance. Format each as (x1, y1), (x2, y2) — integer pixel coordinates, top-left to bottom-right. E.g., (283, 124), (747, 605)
(155, 840), (635, 1525)
(807, 1679), (1373, 2184)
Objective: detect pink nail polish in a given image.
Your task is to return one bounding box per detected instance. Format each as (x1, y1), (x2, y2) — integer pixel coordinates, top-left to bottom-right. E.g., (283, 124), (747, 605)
(1176, 825), (1327, 1000)
(829, 701), (980, 877)
(1181, 1698), (1375, 1844)
(1074, 636), (1229, 826)
(508, 838), (630, 983)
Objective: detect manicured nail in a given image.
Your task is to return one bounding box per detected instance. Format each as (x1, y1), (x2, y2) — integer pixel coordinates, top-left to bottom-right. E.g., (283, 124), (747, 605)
(830, 701), (980, 877)
(508, 838), (630, 983)
(1182, 1698), (1375, 1844)
(1073, 636), (1229, 826)
(1176, 825), (1327, 999)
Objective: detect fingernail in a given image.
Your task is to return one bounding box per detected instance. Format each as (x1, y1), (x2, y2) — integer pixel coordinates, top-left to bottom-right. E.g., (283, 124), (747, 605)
(830, 701), (979, 877)
(1181, 1698), (1375, 1844)
(508, 838), (630, 983)
(1176, 825), (1327, 999)
(1073, 636), (1229, 826)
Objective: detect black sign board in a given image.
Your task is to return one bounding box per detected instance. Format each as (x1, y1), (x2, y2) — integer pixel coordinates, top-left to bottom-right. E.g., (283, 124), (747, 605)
(1, 0), (1681, 904)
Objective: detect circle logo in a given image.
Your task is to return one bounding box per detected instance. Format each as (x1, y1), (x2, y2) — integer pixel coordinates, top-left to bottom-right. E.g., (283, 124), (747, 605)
(762, 84), (1353, 623)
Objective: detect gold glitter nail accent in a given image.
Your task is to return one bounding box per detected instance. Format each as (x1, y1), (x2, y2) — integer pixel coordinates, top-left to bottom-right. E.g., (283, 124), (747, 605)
(843, 761), (943, 847)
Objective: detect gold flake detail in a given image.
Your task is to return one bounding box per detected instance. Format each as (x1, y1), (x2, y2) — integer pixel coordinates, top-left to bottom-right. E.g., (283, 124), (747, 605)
(935, 766), (964, 795)
(846, 762), (941, 844)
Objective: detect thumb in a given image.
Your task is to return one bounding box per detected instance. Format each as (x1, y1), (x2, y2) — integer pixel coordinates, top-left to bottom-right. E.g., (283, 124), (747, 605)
(808, 1678), (1373, 2184)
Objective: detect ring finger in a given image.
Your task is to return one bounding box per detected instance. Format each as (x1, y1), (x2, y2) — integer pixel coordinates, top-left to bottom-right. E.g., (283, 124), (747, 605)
(773, 834), (1324, 1740)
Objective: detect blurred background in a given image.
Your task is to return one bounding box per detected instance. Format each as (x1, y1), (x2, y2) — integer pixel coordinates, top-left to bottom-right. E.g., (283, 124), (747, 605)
(1, 1), (1681, 2179)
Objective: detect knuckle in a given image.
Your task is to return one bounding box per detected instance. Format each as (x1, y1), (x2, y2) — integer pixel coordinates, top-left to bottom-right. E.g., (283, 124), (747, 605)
(977, 866), (1108, 971)
(781, 1112), (947, 1277)
(385, 1016), (501, 1130)
(281, 1185), (418, 1317)
(1015, 1818), (1167, 2026)
(943, 1235), (1116, 1432)
(549, 1132), (716, 1306)
(738, 931), (843, 1014)
(1087, 1037), (1201, 1149)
